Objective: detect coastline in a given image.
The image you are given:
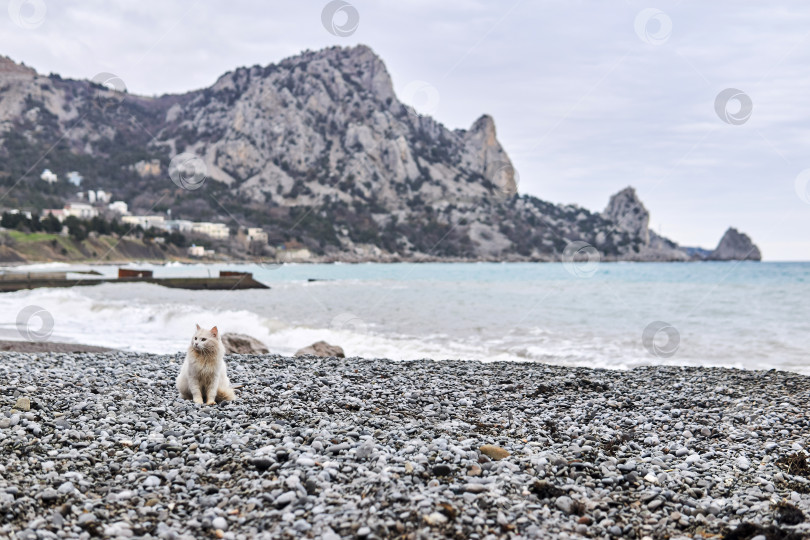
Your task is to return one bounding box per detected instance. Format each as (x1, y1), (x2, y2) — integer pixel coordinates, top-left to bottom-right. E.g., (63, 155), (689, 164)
(1, 352), (808, 538)
(0, 254), (765, 268)
(0, 231), (759, 267)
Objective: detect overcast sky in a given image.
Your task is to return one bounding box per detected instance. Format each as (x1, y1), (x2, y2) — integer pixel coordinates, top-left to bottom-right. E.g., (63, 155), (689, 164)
(2, 0), (810, 260)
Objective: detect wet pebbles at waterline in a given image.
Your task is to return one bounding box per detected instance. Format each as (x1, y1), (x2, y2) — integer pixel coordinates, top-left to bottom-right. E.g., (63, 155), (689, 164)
(1, 352), (810, 539)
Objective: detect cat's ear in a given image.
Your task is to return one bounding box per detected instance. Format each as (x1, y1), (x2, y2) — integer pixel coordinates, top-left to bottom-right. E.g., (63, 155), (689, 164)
(211, 326), (218, 338)
(195, 323), (201, 330)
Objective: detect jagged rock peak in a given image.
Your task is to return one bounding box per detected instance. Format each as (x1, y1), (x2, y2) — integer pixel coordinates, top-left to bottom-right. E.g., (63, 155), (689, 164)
(602, 187), (650, 246)
(470, 114), (496, 136)
(286, 44), (394, 100)
(212, 44), (395, 105)
(0, 55), (36, 78)
(709, 228), (762, 261)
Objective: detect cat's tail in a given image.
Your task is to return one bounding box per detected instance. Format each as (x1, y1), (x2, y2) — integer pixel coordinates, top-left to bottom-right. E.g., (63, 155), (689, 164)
(216, 386), (236, 401)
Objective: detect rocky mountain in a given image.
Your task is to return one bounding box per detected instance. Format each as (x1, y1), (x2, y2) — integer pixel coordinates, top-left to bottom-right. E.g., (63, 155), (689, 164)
(601, 188), (690, 262)
(0, 46), (758, 262)
(708, 228), (762, 261)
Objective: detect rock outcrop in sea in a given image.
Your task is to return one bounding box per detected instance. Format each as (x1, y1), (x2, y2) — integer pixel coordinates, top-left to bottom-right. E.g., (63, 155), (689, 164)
(601, 187), (690, 262)
(709, 227), (762, 261)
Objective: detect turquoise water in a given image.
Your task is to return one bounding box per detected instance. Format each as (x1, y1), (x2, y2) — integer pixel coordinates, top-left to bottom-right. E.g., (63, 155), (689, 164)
(1, 261), (808, 373)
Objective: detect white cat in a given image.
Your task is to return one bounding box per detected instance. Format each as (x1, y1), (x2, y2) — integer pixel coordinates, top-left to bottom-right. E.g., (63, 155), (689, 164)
(176, 324), (235, 405)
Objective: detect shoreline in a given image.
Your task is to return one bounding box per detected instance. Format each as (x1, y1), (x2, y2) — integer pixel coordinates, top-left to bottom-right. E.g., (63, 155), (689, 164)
(0, 257), (773, 269)
(1, 352), (809, 538)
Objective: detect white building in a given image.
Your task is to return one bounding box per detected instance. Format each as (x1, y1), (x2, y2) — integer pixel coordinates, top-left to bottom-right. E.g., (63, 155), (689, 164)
(40, 169), (57, 184)
(67, 171), (83, 186)
(64, 203), (98, 220)
(122, 215), (166, 230)
(108, 201), (129, 215)
(165, 219), (194, 233)
(81, 190), (111, 204)
(8, 209), (32, 219)
(246, 227), (268, 244)
(282, 241), (311, 261)
(188, 245), (205, 257)
(191, 222), (229, 239)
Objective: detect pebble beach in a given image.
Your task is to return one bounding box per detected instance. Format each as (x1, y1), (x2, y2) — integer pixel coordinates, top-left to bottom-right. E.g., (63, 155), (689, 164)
(2, 352), (810, 539)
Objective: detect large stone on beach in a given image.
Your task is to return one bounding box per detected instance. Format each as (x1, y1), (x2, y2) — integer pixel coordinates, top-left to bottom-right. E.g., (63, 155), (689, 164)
(480, 444), (510, 460)
(294, 341), (345, 358)
(221, 333), (269, 355)
(555, 496), (575, 514)
(13, 397), (30, 411)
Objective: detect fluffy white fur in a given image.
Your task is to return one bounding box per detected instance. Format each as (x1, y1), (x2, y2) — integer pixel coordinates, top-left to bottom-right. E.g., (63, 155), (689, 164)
(176, 324), (235, 405)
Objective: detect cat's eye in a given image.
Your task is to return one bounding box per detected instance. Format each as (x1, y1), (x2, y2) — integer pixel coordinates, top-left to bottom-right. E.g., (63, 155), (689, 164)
(201, 338), (207, 341)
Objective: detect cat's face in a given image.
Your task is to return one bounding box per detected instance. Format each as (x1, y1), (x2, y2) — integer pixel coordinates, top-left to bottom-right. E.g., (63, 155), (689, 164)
(191, 324), (219, 353)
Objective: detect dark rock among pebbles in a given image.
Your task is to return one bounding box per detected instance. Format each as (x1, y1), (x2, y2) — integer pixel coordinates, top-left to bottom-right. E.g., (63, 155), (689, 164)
(1, 352), (810, 539)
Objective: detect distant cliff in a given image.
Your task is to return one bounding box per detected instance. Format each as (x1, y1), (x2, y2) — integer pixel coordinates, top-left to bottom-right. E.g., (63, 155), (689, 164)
(0, 46), (758, 262)
(708, 228), (762, 261)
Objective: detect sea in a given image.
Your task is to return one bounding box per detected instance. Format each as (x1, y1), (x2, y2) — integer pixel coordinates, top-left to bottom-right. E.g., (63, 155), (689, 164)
(1, 261), (808, 374)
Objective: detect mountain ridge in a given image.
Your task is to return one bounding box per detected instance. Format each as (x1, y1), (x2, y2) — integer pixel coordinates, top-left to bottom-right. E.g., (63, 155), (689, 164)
(0, 45), (759, 262)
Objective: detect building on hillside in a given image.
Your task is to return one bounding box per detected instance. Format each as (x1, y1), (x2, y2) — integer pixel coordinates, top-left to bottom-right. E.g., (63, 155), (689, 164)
(282, 241), (312, 261)
(165, 220), (194, 233)
(191, 222), (229, 239)
(6, 209), (33, 219)
(108, 201), (129, 215)
(187, 244), (205, 257)
(121, 215), (166, 230)
(63, 203), (98, 220)
(67, 171), (83, 186)
(246, 227), (268, 244)
(81, 190), (112, 204)
(40, 169), (57, 184)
